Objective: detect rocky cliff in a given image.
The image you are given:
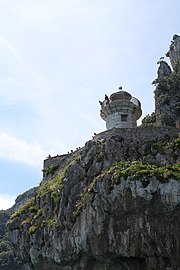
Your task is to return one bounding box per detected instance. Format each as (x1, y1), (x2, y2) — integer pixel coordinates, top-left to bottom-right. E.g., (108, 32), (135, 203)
(142, 34), (180, 128)
(154, 62), (180, 127)
(0, 188), (37, 270)
(7, 127), (180, 270)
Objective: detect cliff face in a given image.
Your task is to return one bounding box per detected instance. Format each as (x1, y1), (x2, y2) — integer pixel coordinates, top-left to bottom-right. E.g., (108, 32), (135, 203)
(154, 65), (180, 127)
(141, 34), (180, 128)
(0, 188), (37, 270)
(154, 35), (180, 128)
(7, 127), (180, 270)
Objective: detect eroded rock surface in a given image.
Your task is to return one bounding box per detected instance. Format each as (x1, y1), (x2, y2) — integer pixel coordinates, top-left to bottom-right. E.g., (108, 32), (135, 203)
(0, 188), (36, 269)
(7, 127), (180, 270)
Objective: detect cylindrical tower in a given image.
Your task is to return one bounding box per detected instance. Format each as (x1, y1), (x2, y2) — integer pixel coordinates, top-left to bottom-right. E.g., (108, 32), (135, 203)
(100, 90), (142, 130)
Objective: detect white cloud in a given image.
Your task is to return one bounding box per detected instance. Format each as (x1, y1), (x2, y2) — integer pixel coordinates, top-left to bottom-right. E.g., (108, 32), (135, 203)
(0, 193), (16, 210)
(0, 131), (47, 166)
(0, 35), (23, 64)
(78, 112), (103, 129)
(2, 1), (76, 25)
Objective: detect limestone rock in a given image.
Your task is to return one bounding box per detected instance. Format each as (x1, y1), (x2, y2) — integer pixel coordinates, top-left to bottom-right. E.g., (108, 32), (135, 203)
(166, 34), (180, 69)
(0, 188), (36, 269)
(7, 127), (180, 270)
(157, 61), (172, 78)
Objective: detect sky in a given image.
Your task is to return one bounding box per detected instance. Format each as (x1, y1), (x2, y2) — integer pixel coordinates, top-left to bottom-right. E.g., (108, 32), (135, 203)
(0, 0), (179, 209)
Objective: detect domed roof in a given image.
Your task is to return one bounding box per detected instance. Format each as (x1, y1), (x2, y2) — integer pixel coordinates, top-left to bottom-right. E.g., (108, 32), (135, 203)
(110, 91), (131, 101)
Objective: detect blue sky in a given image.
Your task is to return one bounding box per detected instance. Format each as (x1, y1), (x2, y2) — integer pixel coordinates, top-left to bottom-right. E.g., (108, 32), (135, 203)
(0, 0), (179, 209)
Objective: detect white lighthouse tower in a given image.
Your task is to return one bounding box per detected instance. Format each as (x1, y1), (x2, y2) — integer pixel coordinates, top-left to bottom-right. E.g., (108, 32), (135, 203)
(99, 88), (142, 130)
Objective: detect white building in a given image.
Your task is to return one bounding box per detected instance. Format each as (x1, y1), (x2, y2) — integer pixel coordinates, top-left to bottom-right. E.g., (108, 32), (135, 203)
(100, 90), (142, 129)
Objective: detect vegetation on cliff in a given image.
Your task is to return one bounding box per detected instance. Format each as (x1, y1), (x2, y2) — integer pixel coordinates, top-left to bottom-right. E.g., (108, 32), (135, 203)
(141, 112), (156, 127)
(3, 127), (179, 269)
(8, 130), (180, 232)
(153, 62), (180, 127)
(141, 61), (180, 128)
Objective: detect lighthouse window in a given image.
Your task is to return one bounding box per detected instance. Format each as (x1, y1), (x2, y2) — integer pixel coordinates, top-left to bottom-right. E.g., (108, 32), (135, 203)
(121, 114), (128, 122)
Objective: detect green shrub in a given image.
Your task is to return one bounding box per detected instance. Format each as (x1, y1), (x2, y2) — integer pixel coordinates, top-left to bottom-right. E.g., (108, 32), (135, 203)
(97, 140), (105, 162)
(37, 172), (64, 199)
(9, 197), (36, 220)
(28, 225), (37, 235)
(112, 160), (180, 183)
(141, 112), (156, 127)
(174, 138), (180, 149)
(48, 218), (57, 227)
(42, 164), (59, 176)
(72, 176), (98, 221)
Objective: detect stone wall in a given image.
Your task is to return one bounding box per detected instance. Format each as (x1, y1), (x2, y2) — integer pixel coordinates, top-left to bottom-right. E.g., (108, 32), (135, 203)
(43, 155), (68, 173)
(43, 150), (82, 181)
(42, 127), (179, 181)
(94, 126), (179, 144)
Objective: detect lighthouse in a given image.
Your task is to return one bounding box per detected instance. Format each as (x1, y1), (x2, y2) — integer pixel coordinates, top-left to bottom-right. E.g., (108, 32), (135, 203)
(99, 88), (142, 130)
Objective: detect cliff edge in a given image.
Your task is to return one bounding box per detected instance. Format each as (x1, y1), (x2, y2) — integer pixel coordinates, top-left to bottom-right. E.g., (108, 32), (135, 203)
(7, 127), (180, 270)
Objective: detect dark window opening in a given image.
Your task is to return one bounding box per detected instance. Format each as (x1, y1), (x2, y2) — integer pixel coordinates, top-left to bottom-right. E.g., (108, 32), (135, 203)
(121, 114), (128, 122)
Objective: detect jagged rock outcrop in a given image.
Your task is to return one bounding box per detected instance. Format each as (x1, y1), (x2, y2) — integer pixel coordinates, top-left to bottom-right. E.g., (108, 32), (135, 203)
(143, 34), (180, 128)
(153, 35), (180, 128)
(166, 34), (180, 69)
(154, 65), (180, 127)
(0, 188), (37, 270)
(157, 60), (172, 78)
(7, 127), (180, 270)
